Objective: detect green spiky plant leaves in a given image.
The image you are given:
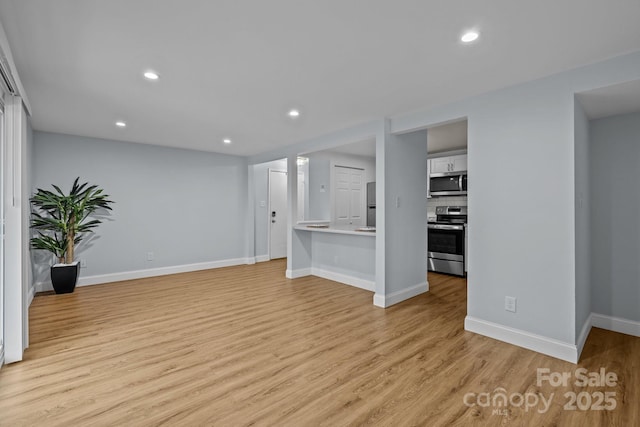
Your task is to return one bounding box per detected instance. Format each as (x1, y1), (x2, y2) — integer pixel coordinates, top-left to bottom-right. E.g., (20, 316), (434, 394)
(30, 177), (114, 264)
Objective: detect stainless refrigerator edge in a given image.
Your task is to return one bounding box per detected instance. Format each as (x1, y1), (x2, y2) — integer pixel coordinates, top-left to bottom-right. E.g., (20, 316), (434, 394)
(366, 182), (376, 227)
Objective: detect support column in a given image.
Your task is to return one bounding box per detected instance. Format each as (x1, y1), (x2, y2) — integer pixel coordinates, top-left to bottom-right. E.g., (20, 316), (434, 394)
(286, 154), (311, 278)
(374, 121), (429, 307)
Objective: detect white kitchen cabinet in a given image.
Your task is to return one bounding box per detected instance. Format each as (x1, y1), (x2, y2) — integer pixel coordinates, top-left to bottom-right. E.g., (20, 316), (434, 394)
(429, 154), (467, 174)
(451, 154), (467, 172)
(430, 157), (451, 174)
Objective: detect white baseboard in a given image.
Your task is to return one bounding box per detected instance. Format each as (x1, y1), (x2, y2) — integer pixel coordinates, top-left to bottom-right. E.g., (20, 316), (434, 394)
(35, 257), (250, 293)
(28, 285), (35, 307)
(576, 313), (593, 359)
(285, 268), (312, 279)
(255, 255), (270, 263)
(373, 281), (429, 308)
(592, 313), (640, 338)
(0, 344), (4, 369)
(465, 316), (578, 363)
(311, 268), (375, 292)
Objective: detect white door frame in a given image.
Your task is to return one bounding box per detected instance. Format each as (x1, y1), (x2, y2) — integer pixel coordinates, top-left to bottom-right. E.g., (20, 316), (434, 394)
(297, 170), (305, 222)
(267, 169), (287, 260)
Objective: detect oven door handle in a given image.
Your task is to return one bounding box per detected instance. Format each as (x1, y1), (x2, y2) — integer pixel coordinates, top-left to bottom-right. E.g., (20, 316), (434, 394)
(428, 224), (464, 231)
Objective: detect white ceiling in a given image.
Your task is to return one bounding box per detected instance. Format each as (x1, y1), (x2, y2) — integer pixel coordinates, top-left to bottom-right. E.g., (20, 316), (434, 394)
(577, 79), (640, 119)
(1, 1), (639, 157)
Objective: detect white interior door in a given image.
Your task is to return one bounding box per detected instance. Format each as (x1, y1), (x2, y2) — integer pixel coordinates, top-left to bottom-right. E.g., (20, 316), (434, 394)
(334, 166), (364, 226)
(268, 169), (287, 259)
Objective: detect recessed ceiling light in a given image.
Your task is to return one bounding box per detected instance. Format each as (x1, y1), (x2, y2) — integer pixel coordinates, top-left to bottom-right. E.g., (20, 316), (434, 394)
(223, 138), (232, 144)
(461, 31), (479, 43)
(288, 109), (300, 118)
(143, 71), (160, 80)
(115, 121), (126, 128)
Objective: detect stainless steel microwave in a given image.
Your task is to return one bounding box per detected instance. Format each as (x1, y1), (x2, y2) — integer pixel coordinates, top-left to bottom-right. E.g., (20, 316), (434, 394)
(430, 171), (467, 196)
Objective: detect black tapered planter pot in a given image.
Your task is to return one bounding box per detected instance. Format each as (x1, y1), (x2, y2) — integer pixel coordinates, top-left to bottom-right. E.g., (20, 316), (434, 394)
(50, 262), (80, 294)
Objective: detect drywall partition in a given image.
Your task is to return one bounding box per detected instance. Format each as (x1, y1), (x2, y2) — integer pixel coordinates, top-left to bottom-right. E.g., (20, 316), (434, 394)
(391, 50), (640, 361)
(574, 99), (592, 351)
(32, 132), (249, 290)
(590, 112), (640, 326)
(310, 232), (375, 288)
(253, 159), (287, 260)
(306, 153), (330, 220)
(286, 155), (312, 278)
(374, 129), (428, 307)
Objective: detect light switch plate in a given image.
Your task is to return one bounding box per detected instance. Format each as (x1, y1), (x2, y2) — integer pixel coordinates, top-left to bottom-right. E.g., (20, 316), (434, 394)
(505, 296), (517, 313)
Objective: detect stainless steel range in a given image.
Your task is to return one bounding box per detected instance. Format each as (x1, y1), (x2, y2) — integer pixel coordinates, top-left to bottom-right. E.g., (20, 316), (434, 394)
(428, 206), (467, 276)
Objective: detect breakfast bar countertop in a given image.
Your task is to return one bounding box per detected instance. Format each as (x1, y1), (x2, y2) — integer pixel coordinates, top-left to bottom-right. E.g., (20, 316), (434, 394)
(293, 223), (376, 236)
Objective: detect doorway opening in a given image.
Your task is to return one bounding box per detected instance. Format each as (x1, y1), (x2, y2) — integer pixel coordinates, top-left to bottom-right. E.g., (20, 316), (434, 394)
(268, 169), (287, 260)
(426, 118), (469, 315)
(575, 80), (640, 339)
(427, 118), (468, 274)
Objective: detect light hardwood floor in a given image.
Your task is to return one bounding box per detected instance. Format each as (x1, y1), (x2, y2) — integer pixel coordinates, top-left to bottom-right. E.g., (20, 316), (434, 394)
(0, 260), (638, 426)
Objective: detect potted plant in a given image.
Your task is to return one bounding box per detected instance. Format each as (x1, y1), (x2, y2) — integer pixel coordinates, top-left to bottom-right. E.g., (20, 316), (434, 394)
(30, 177), (114, 294)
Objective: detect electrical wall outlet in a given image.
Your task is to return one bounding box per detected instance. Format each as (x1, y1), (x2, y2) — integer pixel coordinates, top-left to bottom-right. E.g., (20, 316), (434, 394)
(505, 296), (517, 313)
(80, 259), (87, 268)
(147, 252), (154, 261)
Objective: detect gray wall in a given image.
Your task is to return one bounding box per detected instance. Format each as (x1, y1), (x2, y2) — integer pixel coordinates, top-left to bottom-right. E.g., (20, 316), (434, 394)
(307, 154), (330, 220)
(590, 112), (640, 322)
(32, 132), (248, 286)
(574, 99), (591, 336)
(467, 80), (576, 343)
(311, 233), (375, 283)
(252, 158), (287, 258)
(383, 130), (428, 294)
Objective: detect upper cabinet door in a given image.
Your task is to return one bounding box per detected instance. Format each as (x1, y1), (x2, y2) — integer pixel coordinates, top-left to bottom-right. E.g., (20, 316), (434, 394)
(450, 154), (467, 172)
(431, 157), (452, 173)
